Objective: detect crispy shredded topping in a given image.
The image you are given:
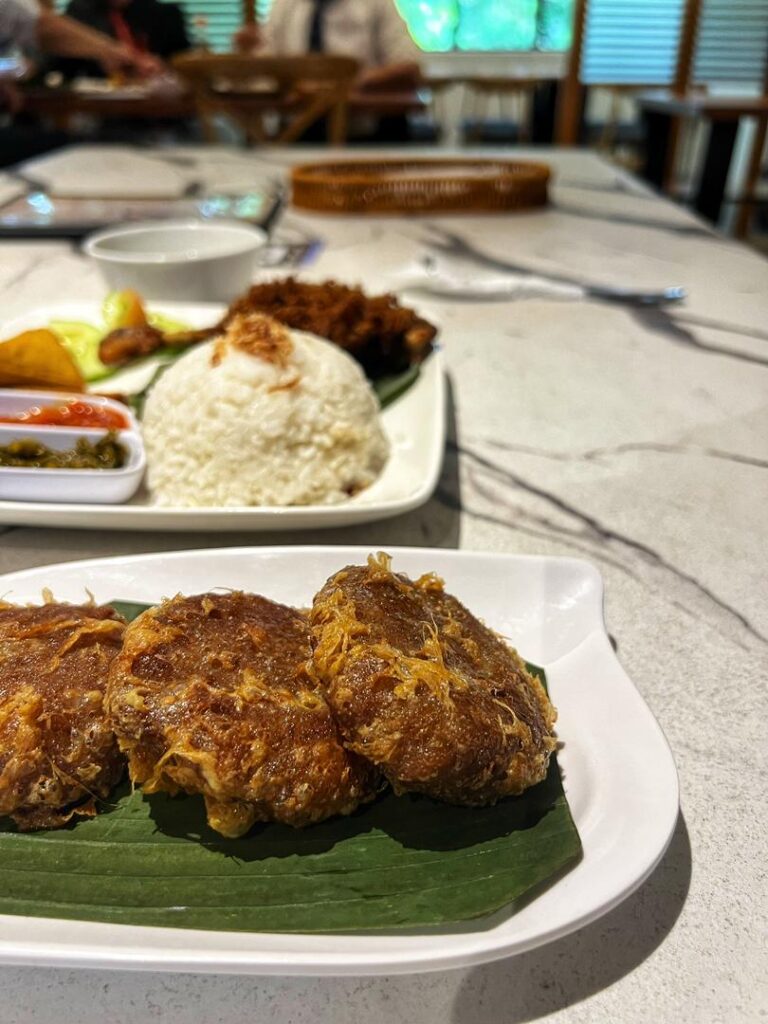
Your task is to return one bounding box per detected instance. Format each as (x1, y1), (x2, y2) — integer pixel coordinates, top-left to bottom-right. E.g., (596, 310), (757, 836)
(212, 313), (294, 369)
(309, 555), (557, 805)
(0, 602), (125, 830)
(107, 591), (376, 837)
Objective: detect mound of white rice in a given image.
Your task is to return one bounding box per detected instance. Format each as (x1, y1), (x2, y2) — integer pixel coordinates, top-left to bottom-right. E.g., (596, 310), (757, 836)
(141, 314), (389, 507)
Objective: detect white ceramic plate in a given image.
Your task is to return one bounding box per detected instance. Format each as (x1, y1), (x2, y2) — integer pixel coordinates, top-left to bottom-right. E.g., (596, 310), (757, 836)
(0, 303), (445, 530)
(0, 546), (679, 976)
(20, 145), (188, 198)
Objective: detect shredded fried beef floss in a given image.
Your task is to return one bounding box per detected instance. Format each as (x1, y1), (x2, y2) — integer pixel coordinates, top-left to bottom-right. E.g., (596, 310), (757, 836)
(225, 278), (437, 376)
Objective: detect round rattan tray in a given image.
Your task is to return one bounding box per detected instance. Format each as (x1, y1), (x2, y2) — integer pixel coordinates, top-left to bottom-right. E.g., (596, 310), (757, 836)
(291, 158), (550, 215)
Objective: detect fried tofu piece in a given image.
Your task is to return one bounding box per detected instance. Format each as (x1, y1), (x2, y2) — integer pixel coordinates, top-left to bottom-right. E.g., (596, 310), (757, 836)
(310, 554), (557, 805)
(0, 602), (126, 830)
(106, 592), (376, 838)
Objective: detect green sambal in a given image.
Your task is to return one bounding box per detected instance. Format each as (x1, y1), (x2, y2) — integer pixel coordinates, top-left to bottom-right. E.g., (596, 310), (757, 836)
(0, 432), (126, 469)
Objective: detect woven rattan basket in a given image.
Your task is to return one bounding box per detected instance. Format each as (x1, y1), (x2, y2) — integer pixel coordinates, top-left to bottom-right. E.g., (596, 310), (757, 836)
(291, 158), (550, 215)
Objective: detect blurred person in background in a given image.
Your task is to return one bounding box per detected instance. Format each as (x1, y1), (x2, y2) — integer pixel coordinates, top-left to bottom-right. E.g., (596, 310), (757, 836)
(56, 0), (190, 79)
(0, 0), (159, 163)
(234, 0), (422, 140)
(0, 0), (159, 80)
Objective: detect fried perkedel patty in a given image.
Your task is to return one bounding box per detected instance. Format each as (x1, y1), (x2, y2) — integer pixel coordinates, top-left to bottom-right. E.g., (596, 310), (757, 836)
(106, 591), (376, 838)
(0, 602), (126, 831)
(310, 554), (557, 806)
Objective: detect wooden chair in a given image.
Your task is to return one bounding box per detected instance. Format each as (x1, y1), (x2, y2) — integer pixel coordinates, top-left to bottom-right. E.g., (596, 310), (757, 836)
(173, 53), (360, 145)
(734, 113), (768, 240)
(556, 0), (699, 155)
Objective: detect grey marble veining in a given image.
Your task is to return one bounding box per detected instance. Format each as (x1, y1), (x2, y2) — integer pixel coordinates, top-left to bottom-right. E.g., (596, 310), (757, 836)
(0, 146), (766, 1024)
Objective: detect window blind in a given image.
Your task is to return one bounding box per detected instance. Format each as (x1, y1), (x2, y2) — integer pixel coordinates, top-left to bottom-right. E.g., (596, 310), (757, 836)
(581, 0), (685, 85)
(165, 0), (240, 52)
(693, 0), (768, 85)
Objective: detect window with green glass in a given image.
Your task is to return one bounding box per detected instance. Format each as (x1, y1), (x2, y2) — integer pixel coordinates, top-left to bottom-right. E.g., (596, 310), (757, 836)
(392, 0), (575, 52)
(56, 0), (574, 54)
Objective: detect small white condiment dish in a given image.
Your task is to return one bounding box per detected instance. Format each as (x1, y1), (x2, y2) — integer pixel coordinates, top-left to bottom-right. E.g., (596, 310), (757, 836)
(83, 219), (267, 302)
(0, 425), (145, 504)
(0, 389), (139, 433)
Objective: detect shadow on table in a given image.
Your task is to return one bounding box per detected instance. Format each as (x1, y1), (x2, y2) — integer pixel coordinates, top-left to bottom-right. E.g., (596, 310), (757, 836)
(450, 810), (692, 1024)
(0, 375), (462, 562)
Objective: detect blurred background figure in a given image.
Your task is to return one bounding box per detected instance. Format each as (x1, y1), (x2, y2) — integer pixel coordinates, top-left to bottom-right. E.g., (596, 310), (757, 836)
(0, 0), (160, 163)
(234, 0), (422, 140)
(0, 0), (159, 77)
(56, 0), (190, 79)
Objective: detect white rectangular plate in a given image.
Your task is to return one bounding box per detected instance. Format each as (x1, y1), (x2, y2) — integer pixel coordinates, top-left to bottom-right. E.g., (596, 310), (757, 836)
(0, 546), (679, 976)
(0, 303), (445, 530)
(19, 146), (189, 198)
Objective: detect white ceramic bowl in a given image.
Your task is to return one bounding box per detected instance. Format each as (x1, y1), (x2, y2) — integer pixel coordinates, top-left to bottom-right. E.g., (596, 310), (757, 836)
(83, 219), (267, 302)
(0, 425), (145, 504)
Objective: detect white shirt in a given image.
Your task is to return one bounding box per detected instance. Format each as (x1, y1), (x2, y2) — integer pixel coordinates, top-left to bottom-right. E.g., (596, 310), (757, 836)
(263, 0), (419, 68)
(0, 0), (38, 52)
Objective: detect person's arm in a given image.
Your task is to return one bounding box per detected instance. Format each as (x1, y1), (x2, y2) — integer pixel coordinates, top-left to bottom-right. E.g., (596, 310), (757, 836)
(356, 60), (421, 91)
(232, 21), (261, 53)
(35, 7), (161, 76)
(357, 0), (421, 91)
(232, 14), (278, 54)
(233, 0), (285, 55)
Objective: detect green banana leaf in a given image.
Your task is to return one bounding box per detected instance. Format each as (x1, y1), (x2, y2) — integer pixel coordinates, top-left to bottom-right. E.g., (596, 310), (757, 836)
(0, 601), (581, 934)
(372, 365), (420, 409)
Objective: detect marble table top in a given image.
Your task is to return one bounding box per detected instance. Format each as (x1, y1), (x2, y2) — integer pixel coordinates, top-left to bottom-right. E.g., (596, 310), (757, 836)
(0, 145), (765, 1024)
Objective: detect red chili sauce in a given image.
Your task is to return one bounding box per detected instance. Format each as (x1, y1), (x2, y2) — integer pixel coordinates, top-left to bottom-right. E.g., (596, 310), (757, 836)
(0, 399), (129, 430)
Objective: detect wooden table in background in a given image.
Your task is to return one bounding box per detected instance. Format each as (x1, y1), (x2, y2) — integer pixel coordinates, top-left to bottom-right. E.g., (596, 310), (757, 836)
(20, 86), (195, 125)
(0, 143), (765, 1024)
(20, 86), (428, 138)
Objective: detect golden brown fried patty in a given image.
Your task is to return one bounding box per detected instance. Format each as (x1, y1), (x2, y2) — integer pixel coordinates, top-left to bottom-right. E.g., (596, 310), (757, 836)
(106, 591), (376, 837)
(310, 554), (557, 805)
(0, 602), (125, 831)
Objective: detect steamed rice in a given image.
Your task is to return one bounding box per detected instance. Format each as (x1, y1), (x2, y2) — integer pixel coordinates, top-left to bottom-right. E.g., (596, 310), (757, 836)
(141, 314), (389, 507)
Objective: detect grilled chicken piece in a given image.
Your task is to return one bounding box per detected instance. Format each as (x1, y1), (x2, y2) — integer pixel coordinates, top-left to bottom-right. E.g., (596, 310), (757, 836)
(99, 325), (165, 367)
(98, 324), (222, 368)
